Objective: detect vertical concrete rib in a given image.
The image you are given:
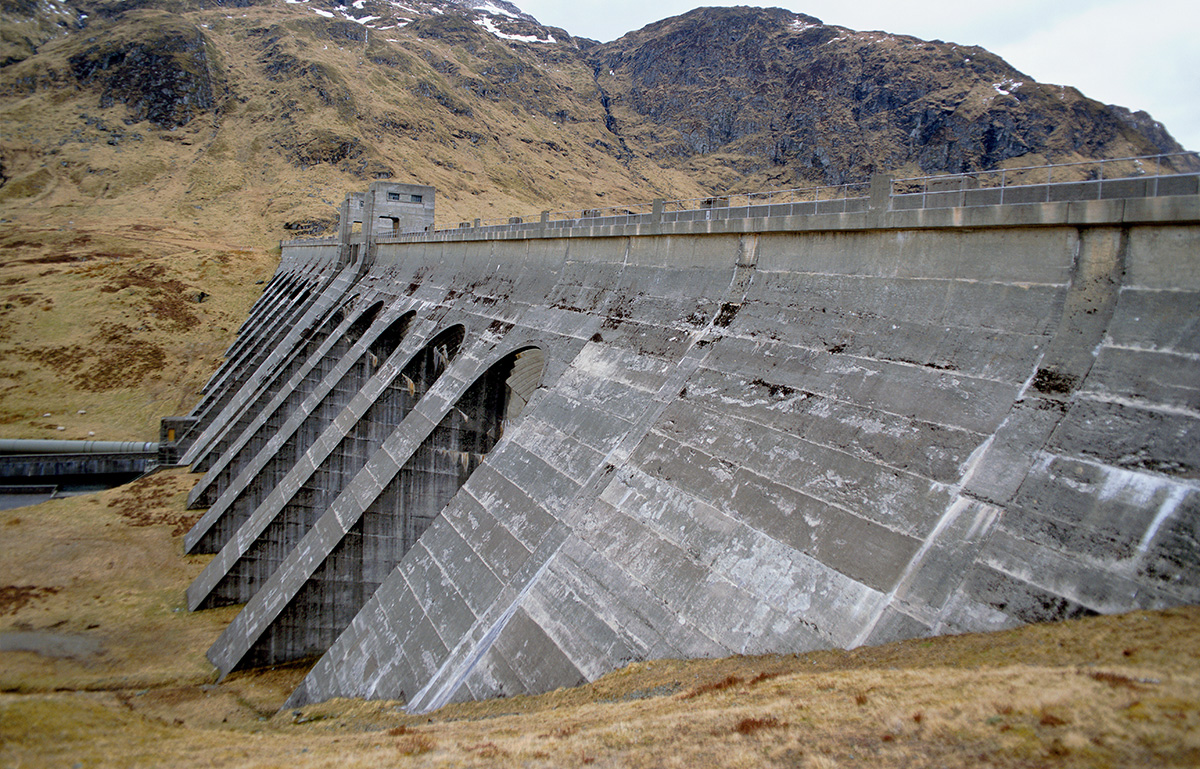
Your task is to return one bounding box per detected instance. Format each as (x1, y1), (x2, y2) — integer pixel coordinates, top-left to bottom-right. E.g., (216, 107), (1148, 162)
(185, 321), (463, 599)
(204, 341), (490, 676)
(188, 299), (387, 491)
(190, 299), (372, 476)
(184, 284), (324, 451)
(186, 300), (367, 508)
(190, 278), (317, 421)
(203, 342), (544, 674)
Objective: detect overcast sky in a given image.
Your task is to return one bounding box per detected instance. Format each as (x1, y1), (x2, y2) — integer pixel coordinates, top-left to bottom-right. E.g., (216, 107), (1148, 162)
(516, 0), (1199, 152)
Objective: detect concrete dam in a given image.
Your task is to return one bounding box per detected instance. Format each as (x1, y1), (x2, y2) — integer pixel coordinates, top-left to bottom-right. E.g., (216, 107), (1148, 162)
(164, 159), (1200, 712)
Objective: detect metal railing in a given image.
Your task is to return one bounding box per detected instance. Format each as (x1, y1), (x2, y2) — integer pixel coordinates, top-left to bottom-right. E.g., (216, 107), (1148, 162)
(890, 152), (1200, 210)
(377, 152), (1197, 242)
(662, 181), (873, 213)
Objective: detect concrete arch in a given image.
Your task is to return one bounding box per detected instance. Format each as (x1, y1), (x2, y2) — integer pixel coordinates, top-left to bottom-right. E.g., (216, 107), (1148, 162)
(204, 338), (548, 675)
(184, 305), (421, 554)
(193, 323), (466, 608)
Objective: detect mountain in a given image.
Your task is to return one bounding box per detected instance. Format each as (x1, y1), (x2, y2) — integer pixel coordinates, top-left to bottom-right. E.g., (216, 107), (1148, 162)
(0, 0), (700, 244)
(590, 7), (1189, 188)
(0, 0), (1192, 439)
(1, 1), (1190, 238)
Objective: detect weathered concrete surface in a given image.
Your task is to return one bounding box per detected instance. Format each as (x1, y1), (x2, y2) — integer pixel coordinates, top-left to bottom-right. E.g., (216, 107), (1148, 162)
(176, 184), (1200, 712)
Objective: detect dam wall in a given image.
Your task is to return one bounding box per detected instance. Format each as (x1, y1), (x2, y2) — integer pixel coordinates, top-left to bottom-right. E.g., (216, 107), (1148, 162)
(172, 173), (1200, 712)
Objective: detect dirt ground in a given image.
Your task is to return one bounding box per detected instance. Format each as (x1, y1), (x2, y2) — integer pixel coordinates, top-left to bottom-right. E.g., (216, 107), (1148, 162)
(1, 470), (1198, 768)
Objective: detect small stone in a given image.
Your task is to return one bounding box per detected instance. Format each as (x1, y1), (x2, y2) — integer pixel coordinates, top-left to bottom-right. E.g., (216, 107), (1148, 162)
(43, 413), (51, 417)
(56, 426), (65, 431)
(78, 409), (87, 414)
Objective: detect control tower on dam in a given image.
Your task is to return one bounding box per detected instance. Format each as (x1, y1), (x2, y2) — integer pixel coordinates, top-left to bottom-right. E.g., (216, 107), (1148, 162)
(162, 158), (1200, 712)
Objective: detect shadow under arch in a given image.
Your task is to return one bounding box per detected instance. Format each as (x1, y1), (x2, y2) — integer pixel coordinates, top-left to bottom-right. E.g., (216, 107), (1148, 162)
(378, 343), (546, 556)
(194, 322), (466, 608)
(235, 344), (547, 670)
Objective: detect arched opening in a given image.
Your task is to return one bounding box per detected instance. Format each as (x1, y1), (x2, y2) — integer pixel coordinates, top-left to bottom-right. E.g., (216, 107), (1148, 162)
(238, 345), (546, 668)
(200, 325), (465, 607)
(369, 345), (545, 560)
(346, 300), (383, 341)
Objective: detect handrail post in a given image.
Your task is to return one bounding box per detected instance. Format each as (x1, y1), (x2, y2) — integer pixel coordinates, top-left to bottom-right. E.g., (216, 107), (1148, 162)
(869, 174), (892, 213)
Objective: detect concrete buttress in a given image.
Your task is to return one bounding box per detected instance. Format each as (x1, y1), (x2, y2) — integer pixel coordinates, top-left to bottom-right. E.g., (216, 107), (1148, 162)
(166, 176), (1200, 712)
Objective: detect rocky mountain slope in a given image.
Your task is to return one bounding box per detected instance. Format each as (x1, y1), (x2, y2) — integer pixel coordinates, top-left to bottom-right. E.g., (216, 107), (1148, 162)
(0, 0), (1193, 439)
(1, 0), (1191, 239)
(591, 7), (1189, 189)
(0, 0), (699, 243)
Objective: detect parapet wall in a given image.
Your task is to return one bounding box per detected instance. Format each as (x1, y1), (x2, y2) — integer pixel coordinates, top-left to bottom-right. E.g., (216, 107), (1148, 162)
(173, 183), (1200, 713)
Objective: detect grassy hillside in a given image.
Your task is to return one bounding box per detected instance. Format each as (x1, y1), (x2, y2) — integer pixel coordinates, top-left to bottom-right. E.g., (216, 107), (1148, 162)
(0, 1), (709, 243)
(0, 222), (276, 439)
(0, 0), (710, 439)
(1, 473), (1197, 767)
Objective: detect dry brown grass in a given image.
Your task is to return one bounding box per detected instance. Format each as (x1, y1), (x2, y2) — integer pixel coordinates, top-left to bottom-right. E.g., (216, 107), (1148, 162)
(0, 223), (276, 440)
(0, 1), (712, 253)
(0, 0), (714, 445)
(1, 471), (1198, 768)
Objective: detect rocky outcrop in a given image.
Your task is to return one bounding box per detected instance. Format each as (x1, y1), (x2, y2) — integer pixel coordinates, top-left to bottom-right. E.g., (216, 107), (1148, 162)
(0, 0), (86, 66)
(589, 7), (1189, 184)
(68, 14), (218, 128)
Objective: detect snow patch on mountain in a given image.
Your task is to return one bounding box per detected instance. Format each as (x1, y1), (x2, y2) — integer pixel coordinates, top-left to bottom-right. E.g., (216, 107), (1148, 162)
(993, 79), (1024, 96)
(474, 15), (554, 43)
